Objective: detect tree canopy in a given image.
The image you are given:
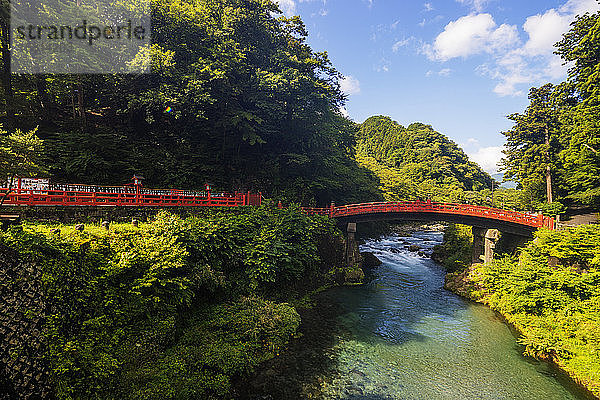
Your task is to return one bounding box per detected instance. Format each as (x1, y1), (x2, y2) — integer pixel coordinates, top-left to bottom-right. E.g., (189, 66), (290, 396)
(502, 10), (600, 209)
(0, 126), (45, 205)
(0, 0), (380, 206)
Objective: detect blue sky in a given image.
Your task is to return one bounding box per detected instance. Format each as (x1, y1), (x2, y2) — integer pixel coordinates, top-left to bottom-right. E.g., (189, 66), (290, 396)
(275, 0), (600, 173)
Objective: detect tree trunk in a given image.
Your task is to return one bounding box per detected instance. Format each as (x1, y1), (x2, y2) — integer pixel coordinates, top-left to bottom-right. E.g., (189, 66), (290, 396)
(0, 12), (14, 124)
(36, 76), (50, 123)
(545, 165), (553, 203)
(77, 79), (86, 126)
(545, 125), (553, 204)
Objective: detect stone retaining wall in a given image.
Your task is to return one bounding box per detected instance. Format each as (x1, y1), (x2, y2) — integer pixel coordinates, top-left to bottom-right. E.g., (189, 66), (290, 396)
(0, 246), (51, 399)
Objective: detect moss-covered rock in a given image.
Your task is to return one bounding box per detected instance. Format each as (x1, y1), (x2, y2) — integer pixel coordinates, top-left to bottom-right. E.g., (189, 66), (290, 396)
(343, 267), (365, 285)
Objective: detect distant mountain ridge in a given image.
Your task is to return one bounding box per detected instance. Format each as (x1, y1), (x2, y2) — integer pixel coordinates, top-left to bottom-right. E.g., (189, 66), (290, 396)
(355, 116), (492, 201)
(492, 173), (517, 189)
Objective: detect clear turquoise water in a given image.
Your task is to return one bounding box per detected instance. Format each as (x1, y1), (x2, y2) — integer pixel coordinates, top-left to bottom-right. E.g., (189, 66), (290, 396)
(319, 232), (592, 400)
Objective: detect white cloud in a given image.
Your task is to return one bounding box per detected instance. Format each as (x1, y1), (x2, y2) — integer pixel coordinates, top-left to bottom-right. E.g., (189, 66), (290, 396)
(425, 14), (519, 61)
(374, 57), (391, 73)
(522, 10), (571, 56)
(545, 56), (567, 79)
(426, 0), (599, 96)
(275, 0), (296, 16)
(425, 69), (453, 77)
(392, 38), (412, 52)
(560, 0), (600, 16)
(490, 0), (599, 96)
(339, 107), (350, 118)
(424, 2), (434, 11)
(340, 75), (361, 96)
(276, 0), (330, 17)
(467, 146), (504, 174)
(456, 0), (491, 12)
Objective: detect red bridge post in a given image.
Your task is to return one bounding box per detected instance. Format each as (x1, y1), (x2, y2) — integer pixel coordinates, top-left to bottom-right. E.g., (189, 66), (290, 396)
(206, 184), (212, 206)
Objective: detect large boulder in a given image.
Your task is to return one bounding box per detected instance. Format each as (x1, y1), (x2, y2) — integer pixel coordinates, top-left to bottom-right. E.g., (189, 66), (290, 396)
(361, 252), (382, 269)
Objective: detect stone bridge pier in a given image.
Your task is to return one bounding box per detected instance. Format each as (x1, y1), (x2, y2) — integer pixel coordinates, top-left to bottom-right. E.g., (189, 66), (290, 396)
(345, 222), (360, 267)
(343, 223), (529, 268)
(471, 227), (500, 264)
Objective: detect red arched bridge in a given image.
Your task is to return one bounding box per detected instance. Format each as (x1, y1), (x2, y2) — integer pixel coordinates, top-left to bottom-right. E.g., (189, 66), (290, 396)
(302, 201), (554, 235)
(1, 177), (554, 235)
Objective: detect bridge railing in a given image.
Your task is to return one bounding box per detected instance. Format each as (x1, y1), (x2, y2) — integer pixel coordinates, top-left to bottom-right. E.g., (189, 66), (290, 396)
(301, 201), (554, 229)
(0, 187), (262, 208)
(1, 180), (554, 230)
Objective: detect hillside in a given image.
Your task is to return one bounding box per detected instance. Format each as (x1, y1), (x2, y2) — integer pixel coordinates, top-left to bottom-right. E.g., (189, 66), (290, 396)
(356, 116), (492, 202)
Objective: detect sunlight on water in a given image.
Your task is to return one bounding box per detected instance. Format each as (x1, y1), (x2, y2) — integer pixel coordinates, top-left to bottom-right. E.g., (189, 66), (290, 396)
(320, 232), (590, 400)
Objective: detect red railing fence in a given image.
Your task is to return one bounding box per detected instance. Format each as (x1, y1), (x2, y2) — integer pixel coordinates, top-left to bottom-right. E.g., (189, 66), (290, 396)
(0, 177), (554, 230)
(301, 201), (555, 230)
(0, 177), (262, 208)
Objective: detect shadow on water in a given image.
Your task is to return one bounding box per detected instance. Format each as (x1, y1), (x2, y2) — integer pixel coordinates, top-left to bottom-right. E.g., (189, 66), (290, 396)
(239, 290), (348, 399)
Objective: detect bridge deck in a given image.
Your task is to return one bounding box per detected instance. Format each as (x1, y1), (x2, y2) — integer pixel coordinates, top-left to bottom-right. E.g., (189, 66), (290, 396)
(302, 201), (554, 230)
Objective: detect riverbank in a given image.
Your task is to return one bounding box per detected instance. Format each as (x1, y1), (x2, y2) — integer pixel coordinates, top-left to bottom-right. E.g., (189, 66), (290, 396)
(0, 208), (359, 399)
(298, 231), (587, 399)
(443, 224), (600, 398)
(240, 246), (384, 399)
(244, 229), (590, 399)
(239, 289), (350, 399)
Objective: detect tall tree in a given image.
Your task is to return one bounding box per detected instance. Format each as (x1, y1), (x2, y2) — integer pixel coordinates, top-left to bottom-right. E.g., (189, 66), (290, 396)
(555, 10), (600, 207)
(501, 84), (563, 205)
(0, 0), (12, 124)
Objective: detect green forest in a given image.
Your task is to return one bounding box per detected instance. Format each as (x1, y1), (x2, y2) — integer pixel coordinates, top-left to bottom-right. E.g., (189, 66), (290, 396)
(1, 0), (600, 399)
(355, 116), (494, 203)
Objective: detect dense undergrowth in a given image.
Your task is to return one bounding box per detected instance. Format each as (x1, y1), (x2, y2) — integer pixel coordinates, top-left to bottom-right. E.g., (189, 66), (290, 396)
(0, 207), (345, 399)
(431, 224), (473, 272)
(444, 225), (600, 397)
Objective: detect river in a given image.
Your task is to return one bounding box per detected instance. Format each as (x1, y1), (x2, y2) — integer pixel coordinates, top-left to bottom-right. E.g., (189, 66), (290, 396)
(317, 231), (592, 400)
